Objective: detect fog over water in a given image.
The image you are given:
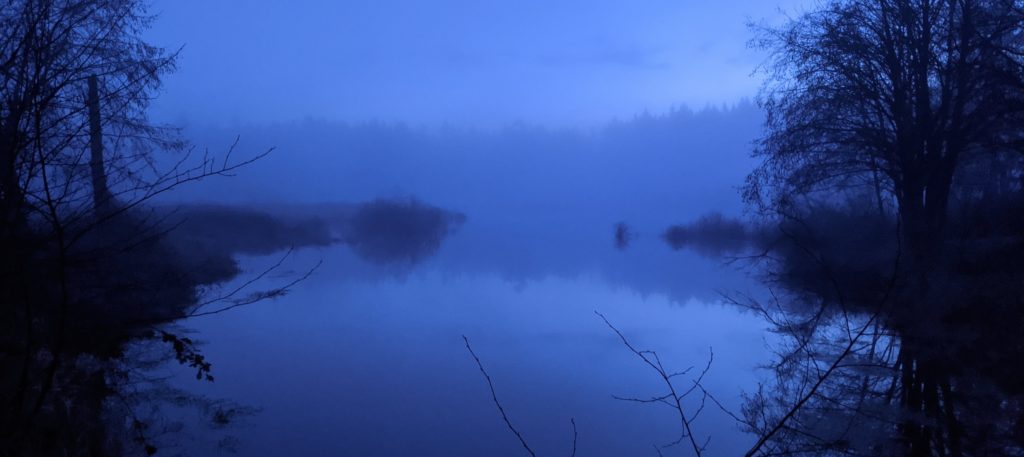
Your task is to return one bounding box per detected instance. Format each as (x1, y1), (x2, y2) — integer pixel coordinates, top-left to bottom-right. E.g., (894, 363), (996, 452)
(132, 0), (799, 451)
(0, 0), (805, 454)
(145, 104), (775, 456)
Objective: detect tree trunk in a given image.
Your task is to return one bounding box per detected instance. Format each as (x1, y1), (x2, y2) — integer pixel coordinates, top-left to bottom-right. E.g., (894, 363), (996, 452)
(88, 75), (111, 215)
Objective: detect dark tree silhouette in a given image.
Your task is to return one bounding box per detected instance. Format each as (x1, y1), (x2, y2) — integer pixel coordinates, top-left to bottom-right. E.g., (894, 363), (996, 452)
(743, 1), (1024, 455)
(748, 0), (1024, 266)
(0, 2), (286, 455)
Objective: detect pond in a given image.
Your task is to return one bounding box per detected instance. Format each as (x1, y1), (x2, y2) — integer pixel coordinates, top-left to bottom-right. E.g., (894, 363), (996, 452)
(161, 211), (771, 457)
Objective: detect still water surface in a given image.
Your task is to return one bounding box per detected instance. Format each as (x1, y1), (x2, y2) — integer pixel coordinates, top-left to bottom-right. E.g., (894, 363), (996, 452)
(166, 215), (770, 456)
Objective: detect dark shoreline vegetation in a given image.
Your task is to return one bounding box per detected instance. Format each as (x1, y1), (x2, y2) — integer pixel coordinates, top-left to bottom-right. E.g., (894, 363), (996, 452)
(161, 199), (466, 282)
(4, 179), (462, 455)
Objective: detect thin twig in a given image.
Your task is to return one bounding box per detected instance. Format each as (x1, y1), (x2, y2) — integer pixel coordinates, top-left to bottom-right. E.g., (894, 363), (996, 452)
(463, 335), (537, 457)
(570, 417), (578, 457)
(596, 311), (706, 456)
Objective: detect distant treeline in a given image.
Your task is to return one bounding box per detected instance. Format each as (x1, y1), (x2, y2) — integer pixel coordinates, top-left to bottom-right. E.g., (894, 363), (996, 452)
(169, 102), (763, 225)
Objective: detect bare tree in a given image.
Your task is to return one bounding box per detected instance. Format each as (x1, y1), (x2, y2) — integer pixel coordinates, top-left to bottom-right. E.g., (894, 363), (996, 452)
(0, 2), (295, 455)
(745, 2), (1024, 455)
(748, 0), (1024, 266)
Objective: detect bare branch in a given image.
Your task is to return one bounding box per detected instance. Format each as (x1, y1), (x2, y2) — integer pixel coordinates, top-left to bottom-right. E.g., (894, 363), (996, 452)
(462, 335), (537, 457)
(596, 311), (708, 456)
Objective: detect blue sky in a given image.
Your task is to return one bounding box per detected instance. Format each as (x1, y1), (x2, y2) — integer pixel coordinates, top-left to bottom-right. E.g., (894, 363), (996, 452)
(146, 0), (804, 127)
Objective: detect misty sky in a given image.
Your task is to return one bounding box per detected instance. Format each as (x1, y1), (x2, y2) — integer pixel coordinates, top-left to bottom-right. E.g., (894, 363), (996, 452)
(146, 0), (805, 127)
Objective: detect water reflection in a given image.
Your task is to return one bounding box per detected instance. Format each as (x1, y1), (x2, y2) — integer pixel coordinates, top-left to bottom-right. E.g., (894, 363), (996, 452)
(161, 217), (769, 456)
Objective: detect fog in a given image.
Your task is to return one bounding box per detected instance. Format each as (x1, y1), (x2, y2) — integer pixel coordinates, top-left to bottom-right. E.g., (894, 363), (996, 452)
(155, 103), (762, 296)
(134, 12), (774, 450)
(135, 104), (774, 455)
(168, 104), (759, 216)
